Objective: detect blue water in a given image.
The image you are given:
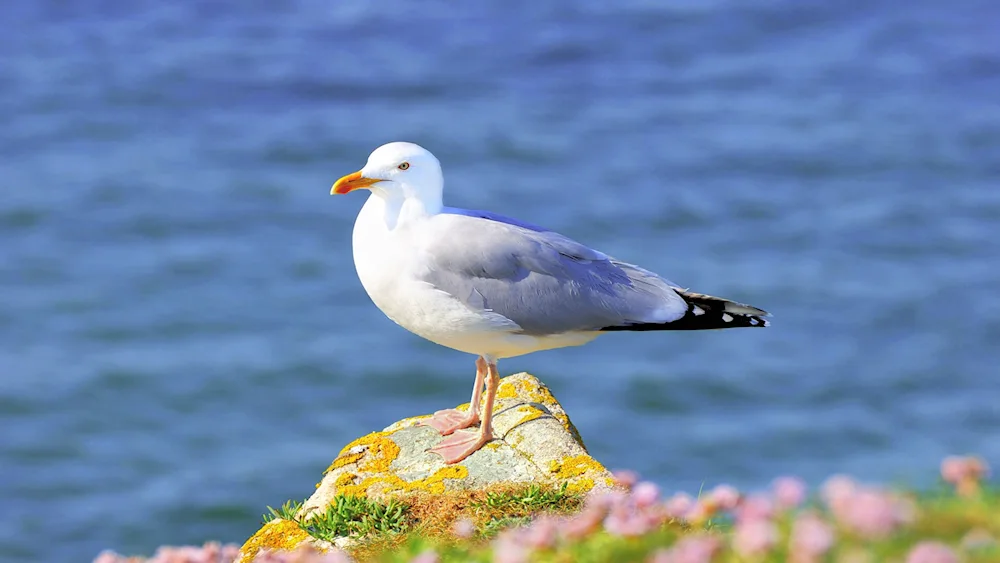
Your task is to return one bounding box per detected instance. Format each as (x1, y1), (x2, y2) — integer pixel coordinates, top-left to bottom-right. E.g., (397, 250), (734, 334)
(2, 1), (999, 561)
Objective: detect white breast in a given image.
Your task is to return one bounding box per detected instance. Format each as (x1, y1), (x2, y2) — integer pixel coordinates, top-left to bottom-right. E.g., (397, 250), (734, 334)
(350, 195), (601, 359)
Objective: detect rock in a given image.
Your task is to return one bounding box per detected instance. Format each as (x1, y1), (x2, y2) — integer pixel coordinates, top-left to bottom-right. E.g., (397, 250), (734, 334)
(238, 372), (616, 562)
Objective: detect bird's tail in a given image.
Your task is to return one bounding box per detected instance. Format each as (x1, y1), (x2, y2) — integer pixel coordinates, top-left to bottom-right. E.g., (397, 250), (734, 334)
(601, 289), (770, 331)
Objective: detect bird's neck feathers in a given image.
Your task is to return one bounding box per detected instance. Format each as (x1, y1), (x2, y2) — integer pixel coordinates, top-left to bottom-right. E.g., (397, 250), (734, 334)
(369, 183), (442, 230)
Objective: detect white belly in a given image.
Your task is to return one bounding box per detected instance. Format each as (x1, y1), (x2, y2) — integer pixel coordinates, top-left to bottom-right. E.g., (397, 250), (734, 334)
(350, 195), (599, 359)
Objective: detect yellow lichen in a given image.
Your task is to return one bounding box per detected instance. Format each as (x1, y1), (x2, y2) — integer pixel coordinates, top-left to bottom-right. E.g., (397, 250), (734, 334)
(496, 378), (584, 442)
(567, 477), (595, 494)
(514, 404), (546, 427)
(326, 451), (364, 473)
(237, 519), (310, 563)
(547, 454), (607, 494)
(334, 472), (357, 489)
(337, 465), (470, 498)
(330, 431), (401, 476)
(497, 381), (518, 399)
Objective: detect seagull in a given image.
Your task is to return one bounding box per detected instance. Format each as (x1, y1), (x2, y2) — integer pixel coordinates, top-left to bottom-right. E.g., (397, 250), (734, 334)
(331, 142), (770, 464)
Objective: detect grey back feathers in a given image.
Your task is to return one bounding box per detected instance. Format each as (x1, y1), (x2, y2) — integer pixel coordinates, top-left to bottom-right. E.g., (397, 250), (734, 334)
(417, 214), (691, 335)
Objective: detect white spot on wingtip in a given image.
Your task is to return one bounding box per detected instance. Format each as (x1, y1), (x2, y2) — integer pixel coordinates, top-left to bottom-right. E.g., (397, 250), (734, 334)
(692, 306), (705, 316)
(763, 319), (770, 327)
(749, 318), (759, 326)
(722, 313), (734, 323)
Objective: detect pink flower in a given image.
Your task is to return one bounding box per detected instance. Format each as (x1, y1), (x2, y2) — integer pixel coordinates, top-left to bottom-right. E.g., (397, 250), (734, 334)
(663, 493), (695, 520)
(772, 476), (807, 510)
(587, 489), (629, 511)
(613, 469), (640, 489)
(906, 541), (959, 563)
(734, 494), (774, 523)
(707, 484), (741, 512)
(255, 545), (353, 562)
(837, 488), (905, 539)
(605, 507), (652, 537)
(732, 518), (778, 556)
(683, 500), (712, 524)
(452, 518), (475, 539)
(492, 532), (530, 563)
(522, 516), (559, 549)
(633, 482), (661, 508)
(558, 504), (606, 539)
(821, 474), (857, 514)
(649, 535), (722, 563)
(941, 455), (990, 497)
(790, 512), (834, 561)
(94, 542), (245, 563)
(408, 551), (439, 563)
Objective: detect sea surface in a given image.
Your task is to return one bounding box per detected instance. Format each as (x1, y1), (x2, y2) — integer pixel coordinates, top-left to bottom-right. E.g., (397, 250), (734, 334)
(2, 1), (999, 561)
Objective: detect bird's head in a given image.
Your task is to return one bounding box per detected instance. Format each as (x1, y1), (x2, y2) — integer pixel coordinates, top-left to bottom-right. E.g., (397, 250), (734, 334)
(331, 142), (443, 208)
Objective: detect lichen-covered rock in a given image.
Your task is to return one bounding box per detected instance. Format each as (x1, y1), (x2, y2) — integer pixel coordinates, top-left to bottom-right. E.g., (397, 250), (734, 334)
(237, 372), (615, 561)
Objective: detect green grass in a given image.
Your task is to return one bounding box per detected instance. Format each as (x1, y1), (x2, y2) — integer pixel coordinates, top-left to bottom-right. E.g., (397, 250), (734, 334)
(472, 482), (583, 538)
(262, 495), (410, 542)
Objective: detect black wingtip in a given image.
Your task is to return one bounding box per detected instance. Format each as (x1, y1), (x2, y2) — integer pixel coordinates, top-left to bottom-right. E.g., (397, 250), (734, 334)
(600, 292), (771, 332)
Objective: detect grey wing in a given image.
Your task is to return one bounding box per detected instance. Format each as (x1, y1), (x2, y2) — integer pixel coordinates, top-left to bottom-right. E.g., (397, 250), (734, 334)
(417, 215), (688, 335)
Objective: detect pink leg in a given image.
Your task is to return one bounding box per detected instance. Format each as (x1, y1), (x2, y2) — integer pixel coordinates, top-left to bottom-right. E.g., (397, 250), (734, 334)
(429, 359), (499, 464)
(417, 357), (486, 435)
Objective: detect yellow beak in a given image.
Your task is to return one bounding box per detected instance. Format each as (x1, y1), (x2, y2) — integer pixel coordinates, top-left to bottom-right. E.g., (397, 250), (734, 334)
(331, 170), (381, 195)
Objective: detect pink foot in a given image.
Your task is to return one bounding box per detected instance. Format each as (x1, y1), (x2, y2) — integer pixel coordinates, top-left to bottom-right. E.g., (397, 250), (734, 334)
(428, 428), (493, 464)
(416, 408), (480, 436)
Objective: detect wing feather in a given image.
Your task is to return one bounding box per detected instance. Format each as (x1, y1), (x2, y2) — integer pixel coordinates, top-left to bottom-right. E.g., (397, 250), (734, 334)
(416, 214), (687, 335)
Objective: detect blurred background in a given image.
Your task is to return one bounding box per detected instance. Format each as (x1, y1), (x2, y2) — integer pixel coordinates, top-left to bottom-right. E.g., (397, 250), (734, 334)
(2, 0), (998, 561)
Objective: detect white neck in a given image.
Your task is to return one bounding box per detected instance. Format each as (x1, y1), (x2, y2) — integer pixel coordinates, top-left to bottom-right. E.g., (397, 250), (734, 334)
(368, 187), (441, 231)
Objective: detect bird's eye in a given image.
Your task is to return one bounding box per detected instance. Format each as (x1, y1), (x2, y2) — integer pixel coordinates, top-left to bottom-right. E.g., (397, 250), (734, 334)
(397, 162), (410, 170)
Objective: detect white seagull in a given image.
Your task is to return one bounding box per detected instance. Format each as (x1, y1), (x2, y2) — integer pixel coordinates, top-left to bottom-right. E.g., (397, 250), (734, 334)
(331, 142), (769, 464)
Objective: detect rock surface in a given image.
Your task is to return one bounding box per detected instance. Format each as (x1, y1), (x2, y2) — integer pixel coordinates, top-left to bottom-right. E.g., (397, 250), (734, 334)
(238, 372), (615, 562)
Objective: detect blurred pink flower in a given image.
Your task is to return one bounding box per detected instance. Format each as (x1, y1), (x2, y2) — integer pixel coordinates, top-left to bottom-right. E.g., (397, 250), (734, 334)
(93, 542), (244, 563)
(732, 519), (778, 557)
(906, 541), (959, 563)
(523, 516), (559, 549)
(663, 493), (695, 520)
(613, 469), (640, 489)
(605, 507), (652, 537)
(683, 500), (712, 524)
(734, 493), (774, 523)
(821, 474), (857, 514)
(633, 481), (661, 508)
(790, 512), (834, 561)
(558, 504), (606, 539)
(452, 518), (475, 539)
(649, 535), (722, 563)
(707, 484), (741, 512)
(407, 551), (438, 563)
(492, 532), (530, 563)
(587, 489), (629, 511)
(836, 488), (906, 539)
(773, 476), (807, 510)
(941, 455), (990, 497)
(255, 545), (353, 562)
